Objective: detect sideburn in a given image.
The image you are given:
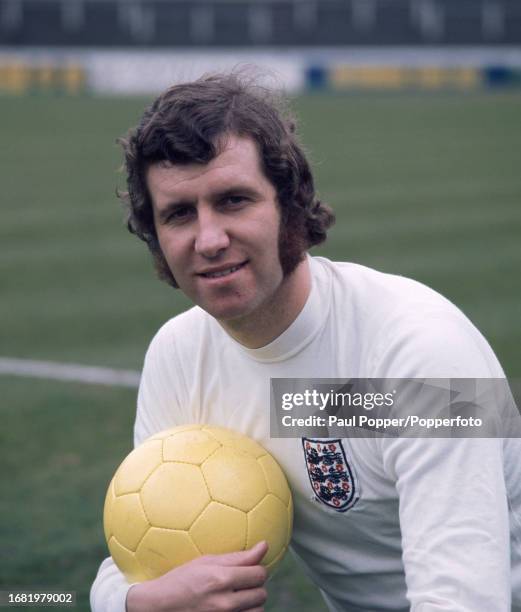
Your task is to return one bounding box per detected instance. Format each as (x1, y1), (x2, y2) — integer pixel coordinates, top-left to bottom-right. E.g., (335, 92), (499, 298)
(151, 245), (179, 288)
(277, 206), (308, 277)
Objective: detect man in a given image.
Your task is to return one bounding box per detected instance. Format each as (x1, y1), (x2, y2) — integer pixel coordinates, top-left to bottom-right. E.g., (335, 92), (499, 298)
(91, 73), (521, 611)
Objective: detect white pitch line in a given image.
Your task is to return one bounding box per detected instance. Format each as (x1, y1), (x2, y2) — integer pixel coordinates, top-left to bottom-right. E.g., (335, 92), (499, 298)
(0, 357), (140, 388)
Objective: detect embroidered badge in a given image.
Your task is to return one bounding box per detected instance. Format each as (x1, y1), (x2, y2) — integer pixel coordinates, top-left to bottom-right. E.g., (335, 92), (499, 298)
(302, 438), (359, 512)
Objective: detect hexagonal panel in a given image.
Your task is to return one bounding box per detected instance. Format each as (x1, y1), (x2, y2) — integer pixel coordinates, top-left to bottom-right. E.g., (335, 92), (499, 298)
(108, 535), (147, 583)
(136, 528), (200, 579)
(190, 502), (247, 555)
(163, 429), (220, 465)
(111, 493), (149, 552)
(247, 494), (290, 568)
(258, 454), (291, 506)
(141, 463), (210, 529)
(205, 427), (266, 458)
(114, 439), (163, 495)
(202, 447), (266, 512)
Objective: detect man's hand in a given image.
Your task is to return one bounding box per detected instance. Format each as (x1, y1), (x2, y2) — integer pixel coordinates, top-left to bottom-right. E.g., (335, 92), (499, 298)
(126, 541), (269, 612)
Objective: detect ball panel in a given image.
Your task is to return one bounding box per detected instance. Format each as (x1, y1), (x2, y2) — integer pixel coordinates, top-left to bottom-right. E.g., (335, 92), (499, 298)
(190, 502), (247, 555)
(111, 493), (149, 551)
(103, 478), (117, 541)
(202, 447), (266, 512)
(258, 454), (291, 506)
(114, 439), (163, 495)
(204, 426), (266, 458)
(108, 536), (148, 583)
(141, 463), (210, 529)
(264, 544), (288, 574)
(163, 429), (220, 465)
(146, 424), (202, 442)
(247, 494), (289, 569)
(136, 528), (200, 579)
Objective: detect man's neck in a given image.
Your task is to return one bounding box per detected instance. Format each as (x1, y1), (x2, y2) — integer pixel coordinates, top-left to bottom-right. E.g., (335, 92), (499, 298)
(218, 258), (311, 349)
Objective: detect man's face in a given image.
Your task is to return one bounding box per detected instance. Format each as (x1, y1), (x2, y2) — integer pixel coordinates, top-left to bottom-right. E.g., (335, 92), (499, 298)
(147, 135), (286, 324)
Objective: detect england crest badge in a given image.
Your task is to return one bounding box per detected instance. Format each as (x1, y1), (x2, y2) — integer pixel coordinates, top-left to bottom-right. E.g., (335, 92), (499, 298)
(302, 438), (359, 512)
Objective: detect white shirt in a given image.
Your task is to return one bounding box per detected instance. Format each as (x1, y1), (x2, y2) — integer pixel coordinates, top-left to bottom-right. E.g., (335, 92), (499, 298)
(91, 256), (521, 611)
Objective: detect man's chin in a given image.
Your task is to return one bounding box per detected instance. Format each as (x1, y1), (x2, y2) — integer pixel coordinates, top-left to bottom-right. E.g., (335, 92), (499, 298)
(200, 298), (259, 327)
(208, 306), (251, 325)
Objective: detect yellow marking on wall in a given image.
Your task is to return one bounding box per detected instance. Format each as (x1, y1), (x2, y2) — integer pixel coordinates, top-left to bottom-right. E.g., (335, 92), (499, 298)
(0, 61), (86, 95)
(331, 65), (481, 91)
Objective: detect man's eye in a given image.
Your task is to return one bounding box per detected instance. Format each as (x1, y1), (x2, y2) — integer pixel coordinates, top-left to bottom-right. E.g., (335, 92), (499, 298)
(224, 195), (248, 207)
(167, 206), (193, 223)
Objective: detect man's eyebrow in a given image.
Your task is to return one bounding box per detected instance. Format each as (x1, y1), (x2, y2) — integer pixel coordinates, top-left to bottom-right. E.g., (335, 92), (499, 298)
(212, 185), (262, 201)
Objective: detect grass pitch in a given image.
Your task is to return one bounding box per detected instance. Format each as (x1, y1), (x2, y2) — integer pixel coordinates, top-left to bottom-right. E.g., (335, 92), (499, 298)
(1, 91), (520, 610)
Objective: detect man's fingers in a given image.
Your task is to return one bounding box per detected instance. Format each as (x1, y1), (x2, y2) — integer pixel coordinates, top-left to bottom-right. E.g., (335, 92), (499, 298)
(229, 586), (267, 611)
(230, 565), (268, 590)
(202, 541), (269, 567)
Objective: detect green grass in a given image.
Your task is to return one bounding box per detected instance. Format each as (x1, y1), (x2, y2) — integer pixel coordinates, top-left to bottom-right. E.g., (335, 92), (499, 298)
(1, 91), (520, 610)
(0, 377), (136, 610)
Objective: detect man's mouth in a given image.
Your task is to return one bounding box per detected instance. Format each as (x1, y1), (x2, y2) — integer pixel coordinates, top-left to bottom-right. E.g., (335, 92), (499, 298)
(199, 261), (248, 279)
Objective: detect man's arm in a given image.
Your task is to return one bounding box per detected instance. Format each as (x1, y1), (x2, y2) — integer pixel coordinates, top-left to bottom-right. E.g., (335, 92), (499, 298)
(382, 436), (510, 611)
(375, 309), (511, 610)
(90, 558), (134, 612)
(91, 329), (180, 612)
(92, 320), (270, 611)
(91, 544), (269, 612)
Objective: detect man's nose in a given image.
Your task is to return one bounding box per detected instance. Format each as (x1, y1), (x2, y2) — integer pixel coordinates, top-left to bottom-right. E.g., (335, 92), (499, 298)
(194, 209), (230, 258)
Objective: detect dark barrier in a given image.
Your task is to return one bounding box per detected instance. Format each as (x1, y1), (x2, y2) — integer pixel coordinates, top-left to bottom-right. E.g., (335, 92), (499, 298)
(1, 0), (520, 48)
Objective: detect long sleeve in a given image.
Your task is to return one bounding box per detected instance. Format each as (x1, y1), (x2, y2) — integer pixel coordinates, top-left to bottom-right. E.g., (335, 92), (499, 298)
(381, 436), (510, 611)
(90, 322), (187, 612)
(375, 305), (511, 610)
(90, 558), (132, 612)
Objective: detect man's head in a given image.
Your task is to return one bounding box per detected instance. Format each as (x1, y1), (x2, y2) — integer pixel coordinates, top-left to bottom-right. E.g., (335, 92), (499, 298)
(119, 72), (334, 288)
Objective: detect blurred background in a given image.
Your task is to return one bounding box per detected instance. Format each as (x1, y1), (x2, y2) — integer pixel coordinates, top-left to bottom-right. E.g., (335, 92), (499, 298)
(1, 1), (520, 609)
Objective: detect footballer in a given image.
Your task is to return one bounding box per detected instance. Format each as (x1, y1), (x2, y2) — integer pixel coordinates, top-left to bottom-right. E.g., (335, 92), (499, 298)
(91, 73), (521, 612)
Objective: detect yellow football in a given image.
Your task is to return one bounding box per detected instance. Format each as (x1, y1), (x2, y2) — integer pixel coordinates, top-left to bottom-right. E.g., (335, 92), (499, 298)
(103, 424), (293, 582)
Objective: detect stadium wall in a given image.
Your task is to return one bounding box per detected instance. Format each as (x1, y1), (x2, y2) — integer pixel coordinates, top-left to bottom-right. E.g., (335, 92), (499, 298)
(1, 46), (521, 95)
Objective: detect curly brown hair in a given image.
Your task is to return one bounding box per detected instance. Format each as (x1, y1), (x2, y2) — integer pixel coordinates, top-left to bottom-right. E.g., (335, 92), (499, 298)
(118, 72), (335, 287)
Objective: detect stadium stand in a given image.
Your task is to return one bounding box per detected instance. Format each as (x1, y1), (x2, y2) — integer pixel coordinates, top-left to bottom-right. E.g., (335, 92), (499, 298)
(0, 0), (520, 48)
